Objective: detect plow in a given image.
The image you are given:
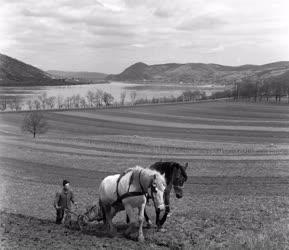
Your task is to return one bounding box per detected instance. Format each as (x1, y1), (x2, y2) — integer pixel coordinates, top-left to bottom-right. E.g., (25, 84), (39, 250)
(63, 204), (103, 231)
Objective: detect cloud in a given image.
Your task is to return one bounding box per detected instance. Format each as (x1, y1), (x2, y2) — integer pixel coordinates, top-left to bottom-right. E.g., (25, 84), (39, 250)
(91, 27), (136, 38)
(21, 8), (54, 18)
(21, 7), (131, 29)
(131, 43), (145, 48)
(180, 40), (219, 49)
(86, 40), (130, 49)
(205, 45), (225, 54)
(0, 0), (288, 72)
(123, 0), (151, 8)
(99, 0), (126, 12)
(153, 8), (171, 18)
(176, 16), (227, 31)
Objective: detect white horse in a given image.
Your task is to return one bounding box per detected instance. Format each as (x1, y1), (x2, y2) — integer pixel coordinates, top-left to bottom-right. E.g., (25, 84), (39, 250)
(99, 166), (166, 241)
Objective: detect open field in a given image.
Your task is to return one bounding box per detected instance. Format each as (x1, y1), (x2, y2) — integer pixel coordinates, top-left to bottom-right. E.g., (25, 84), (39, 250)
(1, 101), (289, 249)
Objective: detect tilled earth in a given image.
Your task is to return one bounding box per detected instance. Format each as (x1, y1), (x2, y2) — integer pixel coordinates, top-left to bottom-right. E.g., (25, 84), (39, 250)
(1, 102), (289, 249)
(0, 211), (186, 249)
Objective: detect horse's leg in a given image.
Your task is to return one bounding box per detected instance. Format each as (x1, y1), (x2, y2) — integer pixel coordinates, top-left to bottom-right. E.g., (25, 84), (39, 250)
(124, 204), (134, 237)
(101, 203), (107, 225)
(104, 205), (115, 236)
(155, 208), (161, 227)
(108, 207), (117, 235)
(159, 205), (170, 227)
(137, 202), (146, 242)
(157, 189), (171, 229)
(144, 209), (149, 222)
(144, 208), (152, 228)
(97, 200), (104, 222)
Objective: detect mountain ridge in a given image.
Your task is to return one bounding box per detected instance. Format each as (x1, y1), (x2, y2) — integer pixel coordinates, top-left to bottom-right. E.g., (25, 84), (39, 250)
(107, 61), (289, 85)
(1, 52), (289, 86)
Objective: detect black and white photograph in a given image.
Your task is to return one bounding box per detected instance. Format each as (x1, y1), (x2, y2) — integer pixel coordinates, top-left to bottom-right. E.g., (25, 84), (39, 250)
(0, 0), (289, 249)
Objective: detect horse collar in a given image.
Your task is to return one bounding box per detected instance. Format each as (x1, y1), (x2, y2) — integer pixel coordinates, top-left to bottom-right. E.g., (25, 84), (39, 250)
(138, 170), (146, 194)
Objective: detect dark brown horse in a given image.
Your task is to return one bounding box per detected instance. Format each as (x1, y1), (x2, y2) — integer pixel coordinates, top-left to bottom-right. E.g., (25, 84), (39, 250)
(126, 161), (188, 229)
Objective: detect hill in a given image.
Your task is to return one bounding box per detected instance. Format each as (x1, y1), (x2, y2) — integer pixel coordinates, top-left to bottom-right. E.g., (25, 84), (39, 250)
(0, 54), (106, 86)
(47, 70), (108, 83)
(2, 52), (288, 87)
(0, 53), (54, 86)
(107, 61), (289, 85)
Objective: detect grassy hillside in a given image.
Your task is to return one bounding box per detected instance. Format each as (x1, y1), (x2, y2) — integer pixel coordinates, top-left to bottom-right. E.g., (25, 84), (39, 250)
(1, 101), (289, 248)
(107, 61), (289, 85)
(0, 53), (52, 86)
(0, 54), (104, 86)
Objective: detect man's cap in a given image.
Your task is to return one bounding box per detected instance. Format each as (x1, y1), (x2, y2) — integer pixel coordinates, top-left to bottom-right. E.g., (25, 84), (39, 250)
(63, 180), (70, 186)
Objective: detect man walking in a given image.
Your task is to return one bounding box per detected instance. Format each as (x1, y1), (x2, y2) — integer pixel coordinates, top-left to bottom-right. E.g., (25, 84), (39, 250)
(54, 180), (77, 224)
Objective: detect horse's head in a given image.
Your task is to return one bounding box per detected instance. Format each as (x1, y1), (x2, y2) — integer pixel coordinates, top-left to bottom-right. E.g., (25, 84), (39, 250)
(172, 162), (188, 199)
(150, 172), (166, 211)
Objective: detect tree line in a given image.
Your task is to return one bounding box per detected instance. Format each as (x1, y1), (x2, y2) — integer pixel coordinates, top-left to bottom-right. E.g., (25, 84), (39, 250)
(0, 90), (116, 111)
(0, 89), (209, 111)
(211, 75), (289, 103)
(2, 73), (289, 112)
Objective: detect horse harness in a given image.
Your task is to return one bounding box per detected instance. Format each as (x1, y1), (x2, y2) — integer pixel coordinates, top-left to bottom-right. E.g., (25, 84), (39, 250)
(111, 170), (156, 207)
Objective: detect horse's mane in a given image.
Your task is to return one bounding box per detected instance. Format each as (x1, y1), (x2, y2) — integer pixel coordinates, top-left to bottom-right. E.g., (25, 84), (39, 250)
(122, 167), (135, 175)
(150, 161), (188, 181)
(177, 163), (188, 181)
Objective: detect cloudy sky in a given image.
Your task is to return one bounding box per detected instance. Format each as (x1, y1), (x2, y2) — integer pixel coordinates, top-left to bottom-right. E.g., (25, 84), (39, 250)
(0, 0), (288, 73)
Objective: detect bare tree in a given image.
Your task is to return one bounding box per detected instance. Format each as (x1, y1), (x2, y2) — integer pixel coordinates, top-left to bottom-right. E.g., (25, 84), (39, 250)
(2, 97), (7, 110)
(120, 91), (126, 105)
(80, 97), (87, 108)
(12, 97), (21, 111)
(22, 111), (48, 138)
(283, 82), (289, 103)
(57, 96), (64, 109)
(73, 94), (81, 108)
(26, 99), (33, 110)
(102, 92), (114, 106)
(86, 90), (94, 107)
(94, 90), (104, 107)
(130, 91), (137, 105)
(33, 99), (41, 110)
(64, 96), (73, 109)
(180, 90), (201, 102)
(39, 93), (48, 109)
(0, 98), (7, 111)
(46, 96), (56, 109)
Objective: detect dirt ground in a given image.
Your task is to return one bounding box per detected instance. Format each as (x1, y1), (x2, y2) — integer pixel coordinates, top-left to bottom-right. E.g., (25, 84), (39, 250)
(0, 211), (172, 249)
(1, 101), (289, 249)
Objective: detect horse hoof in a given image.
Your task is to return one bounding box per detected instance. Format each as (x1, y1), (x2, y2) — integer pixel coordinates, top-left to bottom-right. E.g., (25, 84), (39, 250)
(124, 229), (130, 237)
(138, 235), (145, 242)
(111, 228), (117, 235)
(157, 228), (167, 233)
(108, 231), (116, 238)
(124, 232), (131, 239)
(125, 225), (133, 237)
(146, 220), (152, 228)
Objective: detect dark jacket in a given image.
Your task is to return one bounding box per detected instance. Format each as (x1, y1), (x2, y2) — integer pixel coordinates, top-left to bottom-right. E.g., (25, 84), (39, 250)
(54, 189), (75, 210)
